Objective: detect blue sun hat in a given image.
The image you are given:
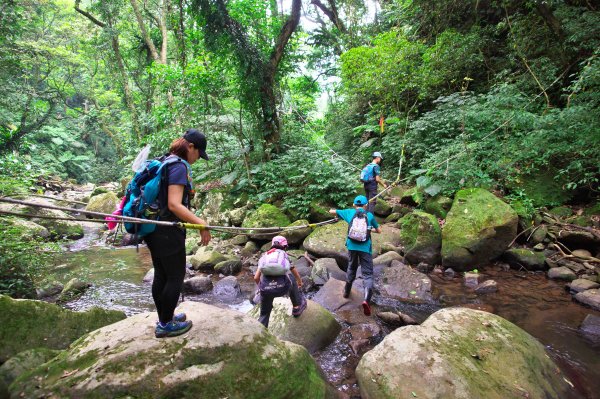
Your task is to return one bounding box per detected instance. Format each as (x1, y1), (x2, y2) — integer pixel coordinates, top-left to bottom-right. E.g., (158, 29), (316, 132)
(354, 195), (368, 206)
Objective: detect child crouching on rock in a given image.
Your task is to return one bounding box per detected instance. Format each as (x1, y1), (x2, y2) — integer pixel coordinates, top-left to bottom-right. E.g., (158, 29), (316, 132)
(254, 235), (307, 328)
(329, 195), (381, 316)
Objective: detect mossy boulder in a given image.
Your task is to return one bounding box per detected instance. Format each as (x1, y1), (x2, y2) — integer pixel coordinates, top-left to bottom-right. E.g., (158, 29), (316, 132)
(282, 219), (313, 245)
(90, 187), (109, 197)
(0, 295), (125, 363)
(423, 195), (453, 219)
(16, 198), (84, 239)
(190, 248), (228, 272)
(309, 202), (332, 223)
(399, 211), (441, 265)
(6, 218), (50, 240)
(249, 298), (341, 353)
(502, 248), (547, 271)
(442, 188), (518, 271)
(399, 186), (424, 206)
(85, 192), (119, 215)
(0, 348), (61, 394)
(356, 308), (572, 399)
(57, 278), (91, 302)
(548, 206), (573, 218)
(242, 204), (291, 240)
(303, 221), (401, 267)
(10, 302), (328, 399)
(373, 199), (392, 217)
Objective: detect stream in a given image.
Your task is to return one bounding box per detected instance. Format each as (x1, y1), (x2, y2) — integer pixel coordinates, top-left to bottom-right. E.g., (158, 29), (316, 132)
(51, 224), (600, 399)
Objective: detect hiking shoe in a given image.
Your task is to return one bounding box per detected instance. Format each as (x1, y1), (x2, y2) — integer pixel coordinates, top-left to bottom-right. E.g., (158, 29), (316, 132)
(155, 313), (186, 326)
(155, 320), (193, 338)
(292, 297), (307, 317)
(362, 301), (372, 316)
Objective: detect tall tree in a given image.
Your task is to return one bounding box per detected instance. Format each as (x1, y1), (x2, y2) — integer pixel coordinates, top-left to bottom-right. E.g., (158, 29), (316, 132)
(195, 0), (301, 156)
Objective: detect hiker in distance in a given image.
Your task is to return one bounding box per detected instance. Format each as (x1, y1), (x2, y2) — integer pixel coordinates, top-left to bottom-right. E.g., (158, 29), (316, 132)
(360, 151), (388, 213)
(254, 235), (307, 328)
(144, 129), (211, 338)
(329, 195), (381, 316)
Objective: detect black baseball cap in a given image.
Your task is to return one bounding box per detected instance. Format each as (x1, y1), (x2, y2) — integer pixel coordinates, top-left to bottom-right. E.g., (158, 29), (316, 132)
(183, 129), (209, 160)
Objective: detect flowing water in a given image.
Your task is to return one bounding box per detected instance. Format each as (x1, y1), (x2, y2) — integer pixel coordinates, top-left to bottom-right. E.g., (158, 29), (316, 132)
(51, 230), (600, 399)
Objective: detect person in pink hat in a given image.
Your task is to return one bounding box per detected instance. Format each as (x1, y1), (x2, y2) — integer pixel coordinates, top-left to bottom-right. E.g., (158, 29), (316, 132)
(253, 235), (306, 327)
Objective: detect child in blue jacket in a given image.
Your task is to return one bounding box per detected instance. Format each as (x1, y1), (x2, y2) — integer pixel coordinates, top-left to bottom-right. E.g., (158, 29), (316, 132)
(329, 195), (381, 315)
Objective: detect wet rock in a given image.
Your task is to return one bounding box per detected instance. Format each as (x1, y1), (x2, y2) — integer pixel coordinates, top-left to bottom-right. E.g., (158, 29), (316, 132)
(58, 278), (91, 302)
(0, 295), (125, 363)
(242, 204), (291, 240)
(230, 235), (248, 245)
(574, 289), (600, 311)
(190, 249), (227, 272)
(249, 298), (341, 354)
(281, 219), (313, 245)
(10, 302), (327, 399)
(183, 276), (213, 294)
(533, 243), (545, 251)
(349, 338), (370, 355)
(291, 256), (312, 278)
(36, 281), (64, 299)
(312, 278), (363, 312)
(356, 308), (572, 399)
(311, 258), (346, 285)
(349, 323), (381, 341)
(444, 268), (456, 278)
(530, 225), (548, 245)
(442, 188), (518, 271)
(502, 248), (546, 271)
(569, 279), (600, 293)
(377, 311), (417, 327)
(214, 258), (242, 275)
(373, 251), (403, 267)
(399, 211), (441, 265)
(551, 228), (600, 252)
(547, 266), (577, 281)
(580, 314), (600, 340)
(212, 276), (241, 301)
(416, 262), (433, 273)
(464, 272), (479, 288)
(378, 260), (433, 302)
(572, 249), (592, 258)
(85, 192), (119, 215)
(475, 280), (498, 294)
(240, 240), (259, 257)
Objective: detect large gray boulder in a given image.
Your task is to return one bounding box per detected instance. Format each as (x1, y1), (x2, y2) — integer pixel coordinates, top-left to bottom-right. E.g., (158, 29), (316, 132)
(377, 260), (433, 302)
(356, 308), (572, 399)
(0, 295), (125, 363)
(311, 258), (346, 285)
(398, 211), (441, 265)
(282, 219), (313, 245)
(190, 248), (228, 272)
(6, 197), (84, 239)
(312, 278), (364, 312)
(10, 302), (328, 399)
(442, 188), (518, 271)
(249, 298), (341, 353)
(303, 221), (401, 266)
(575, 289), (600, 311)
(242, 204), (291, 240)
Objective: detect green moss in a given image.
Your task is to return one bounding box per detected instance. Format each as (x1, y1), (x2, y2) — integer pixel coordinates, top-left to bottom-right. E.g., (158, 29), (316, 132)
(511, 170), (572, 207)
(399, 211), (441, 264)
(242, 204), (291, 229)
(423, 195), (453, 219)
(0, 295), (125, 362)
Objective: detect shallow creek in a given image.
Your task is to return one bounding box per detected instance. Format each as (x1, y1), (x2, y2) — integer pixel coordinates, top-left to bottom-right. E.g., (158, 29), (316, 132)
(52, 228), (600, 399)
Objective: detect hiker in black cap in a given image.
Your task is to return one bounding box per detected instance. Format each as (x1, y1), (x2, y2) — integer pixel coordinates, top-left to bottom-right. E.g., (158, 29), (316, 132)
(360, 151), (388, 213)
(145, 129), (211, 338)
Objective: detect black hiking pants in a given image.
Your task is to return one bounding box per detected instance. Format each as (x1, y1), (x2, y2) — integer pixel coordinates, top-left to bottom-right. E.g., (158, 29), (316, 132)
(259, 275), (303, 328)
(364, 182), (378, 214)
(145, 226), (187, 324)
(347, 250), (374, 291)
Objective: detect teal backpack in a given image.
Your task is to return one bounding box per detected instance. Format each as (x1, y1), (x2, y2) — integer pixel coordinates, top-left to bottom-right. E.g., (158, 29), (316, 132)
(360, 163), (376, 183)
(122, 155), (191, 238)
